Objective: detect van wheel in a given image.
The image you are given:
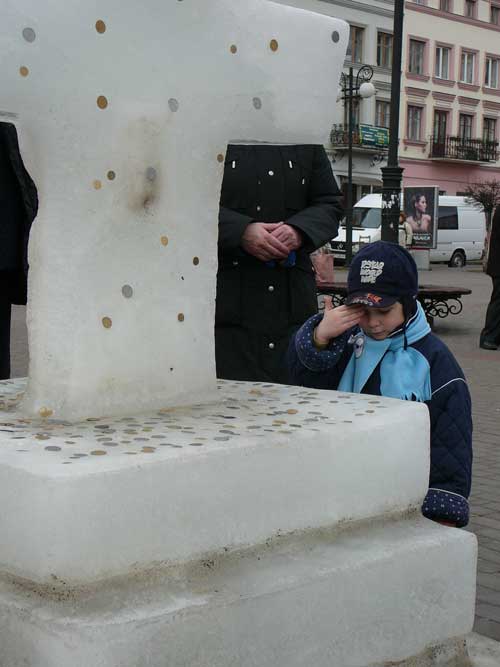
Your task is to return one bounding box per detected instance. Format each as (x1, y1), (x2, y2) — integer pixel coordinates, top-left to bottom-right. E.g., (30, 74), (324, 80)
(449, 251), (466, 268)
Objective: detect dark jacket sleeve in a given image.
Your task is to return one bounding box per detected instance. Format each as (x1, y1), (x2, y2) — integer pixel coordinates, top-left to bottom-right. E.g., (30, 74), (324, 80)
(422, 377), (472, 527)
(287, 313), (352, 389)
(1, 124), (38, 264)
(218, 206), (254, 253)
(286, 146), (343, 253)
(0, 123), (38, 305)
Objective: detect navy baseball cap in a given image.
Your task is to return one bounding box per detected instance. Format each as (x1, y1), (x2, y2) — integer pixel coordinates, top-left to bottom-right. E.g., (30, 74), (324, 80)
(345, 241), (418, 308)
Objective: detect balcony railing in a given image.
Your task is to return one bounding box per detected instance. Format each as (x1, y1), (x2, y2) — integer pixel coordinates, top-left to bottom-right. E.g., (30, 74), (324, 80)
(330, 123), (389, 151)
(429, 135), (499, 162)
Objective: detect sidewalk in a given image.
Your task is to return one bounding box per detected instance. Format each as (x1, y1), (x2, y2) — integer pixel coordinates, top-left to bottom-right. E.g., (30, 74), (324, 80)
(9, 263), (500, 642)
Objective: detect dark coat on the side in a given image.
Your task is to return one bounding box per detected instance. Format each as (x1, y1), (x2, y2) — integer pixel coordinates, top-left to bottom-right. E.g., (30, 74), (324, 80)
(0, 122), (38, 305)
(486, 206), (500, 278)
(216, 143), (343, 383)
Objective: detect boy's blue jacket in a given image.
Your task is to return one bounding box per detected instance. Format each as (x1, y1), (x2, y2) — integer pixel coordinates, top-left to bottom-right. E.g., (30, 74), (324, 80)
(288, 314), (473, 527)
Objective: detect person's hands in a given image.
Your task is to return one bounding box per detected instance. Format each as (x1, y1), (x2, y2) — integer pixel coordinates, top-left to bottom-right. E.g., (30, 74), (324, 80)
(241, 222), (289, 261)
(314, 297), (364, 345)
(270, 223), (303, 252)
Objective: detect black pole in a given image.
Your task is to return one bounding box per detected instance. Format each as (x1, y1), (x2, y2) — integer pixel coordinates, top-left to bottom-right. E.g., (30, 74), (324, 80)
(345, 67), (354, 266)
(381, 0), (404, 243)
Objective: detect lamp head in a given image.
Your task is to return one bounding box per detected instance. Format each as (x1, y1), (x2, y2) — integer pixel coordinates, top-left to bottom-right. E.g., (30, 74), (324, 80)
(359, 81), (376, 99)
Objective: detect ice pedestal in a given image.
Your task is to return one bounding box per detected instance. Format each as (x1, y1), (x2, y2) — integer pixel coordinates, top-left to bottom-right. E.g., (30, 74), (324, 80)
(2, 2), (476, 663)
(0, 378), (477, 666)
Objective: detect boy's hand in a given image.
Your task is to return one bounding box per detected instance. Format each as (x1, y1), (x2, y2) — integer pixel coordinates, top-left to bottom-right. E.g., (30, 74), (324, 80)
(315, 298), (364, 345)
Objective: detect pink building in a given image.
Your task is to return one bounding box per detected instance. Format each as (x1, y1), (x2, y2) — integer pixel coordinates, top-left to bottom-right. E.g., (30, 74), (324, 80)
(401, 0), (500, 194)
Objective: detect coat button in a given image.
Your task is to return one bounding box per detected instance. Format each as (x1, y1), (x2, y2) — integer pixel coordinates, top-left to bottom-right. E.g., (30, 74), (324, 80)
(232, 260), (239, 267)
(268, 285), (274, 292)
(268, 170), (274, 176)
(256, 205), (261, 212)
(268, 342), (275, 350)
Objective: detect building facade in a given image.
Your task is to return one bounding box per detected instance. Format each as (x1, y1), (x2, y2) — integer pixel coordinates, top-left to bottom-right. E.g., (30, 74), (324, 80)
(401, 0), (500, 194)
(272, 0), (395, 203)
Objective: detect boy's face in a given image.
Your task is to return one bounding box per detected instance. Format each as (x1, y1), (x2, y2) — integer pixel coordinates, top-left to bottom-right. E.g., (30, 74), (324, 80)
(357, 302), (405, 340)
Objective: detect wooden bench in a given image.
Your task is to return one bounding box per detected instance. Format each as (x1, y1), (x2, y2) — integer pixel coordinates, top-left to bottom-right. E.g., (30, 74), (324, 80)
(316, 281), (472, 327)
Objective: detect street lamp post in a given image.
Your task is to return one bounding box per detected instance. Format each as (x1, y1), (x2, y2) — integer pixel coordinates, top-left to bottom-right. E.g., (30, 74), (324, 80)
(339, 65), (376, 266)
(380, 0), (405, 243)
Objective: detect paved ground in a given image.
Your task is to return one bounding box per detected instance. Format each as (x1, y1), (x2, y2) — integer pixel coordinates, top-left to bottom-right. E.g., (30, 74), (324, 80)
(8, 263), (500, 643)
(468, 632), (500, 665)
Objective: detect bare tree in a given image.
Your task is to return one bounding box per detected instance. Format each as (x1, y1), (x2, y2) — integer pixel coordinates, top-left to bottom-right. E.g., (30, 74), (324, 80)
(464, 179), (500, 231)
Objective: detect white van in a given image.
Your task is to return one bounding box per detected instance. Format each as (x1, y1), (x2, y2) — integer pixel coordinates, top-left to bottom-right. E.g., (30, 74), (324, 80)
(331, 194), (485, 267)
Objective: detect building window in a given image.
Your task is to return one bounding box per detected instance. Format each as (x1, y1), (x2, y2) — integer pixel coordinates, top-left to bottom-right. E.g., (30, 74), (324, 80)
(440, 0), (452, 11)
(407, 106), (423, 140)
(346, 26), (364, 63)
(433, 110), (448, 143)
(492, 5), (500, 24)
(484, 117), (497, 142)
(459, 113), (473, 140)
(435, 46), (451, 79)
(460, 51), (475, 83)
(377, 32), (393, 68)
(409, 40), (425, 75)
(485, 57), (500, 88)
(464, 0), (476, 18)
(375, 100), (391, 128)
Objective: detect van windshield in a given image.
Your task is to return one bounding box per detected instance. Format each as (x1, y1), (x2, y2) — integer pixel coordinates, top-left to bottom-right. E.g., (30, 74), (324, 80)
(341, 208), (381, 229)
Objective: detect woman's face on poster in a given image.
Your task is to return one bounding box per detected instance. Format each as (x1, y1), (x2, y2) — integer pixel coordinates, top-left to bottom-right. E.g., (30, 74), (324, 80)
(416, 195), (427, 213)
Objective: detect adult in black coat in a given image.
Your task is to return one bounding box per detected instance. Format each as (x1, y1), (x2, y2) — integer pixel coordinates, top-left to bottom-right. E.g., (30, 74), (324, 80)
(480, 206), (500, 350)
(216, 143), (343, 383)
(0, 123), (38, 379)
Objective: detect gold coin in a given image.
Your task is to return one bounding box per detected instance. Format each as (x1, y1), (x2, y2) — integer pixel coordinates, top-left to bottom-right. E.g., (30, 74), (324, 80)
(102, 317), (112, 329)
(217, 153), (224, 163)
(107, 170), (116, 180)
(161, 236), (169, 246)
(193, 257), (200, 266)
(230, 44), (237, 54)
(19, 66), (29, 77)
(178, 313), (185, 322)
(270, 39), (279, 52)
(93, 179), (102, 190)
(97, 95), (108, 109)
(95, 20), (106, 34)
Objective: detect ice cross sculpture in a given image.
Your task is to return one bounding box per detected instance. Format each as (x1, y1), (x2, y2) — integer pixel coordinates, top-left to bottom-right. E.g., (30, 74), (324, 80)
(2, 1), (348, 420)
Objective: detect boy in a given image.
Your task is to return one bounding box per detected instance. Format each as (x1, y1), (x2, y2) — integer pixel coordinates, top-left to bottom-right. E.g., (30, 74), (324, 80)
(288, 241), (472, 527)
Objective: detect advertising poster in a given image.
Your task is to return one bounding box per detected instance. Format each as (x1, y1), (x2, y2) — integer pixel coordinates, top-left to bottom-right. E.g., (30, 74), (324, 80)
(403, 186), (439, 249)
